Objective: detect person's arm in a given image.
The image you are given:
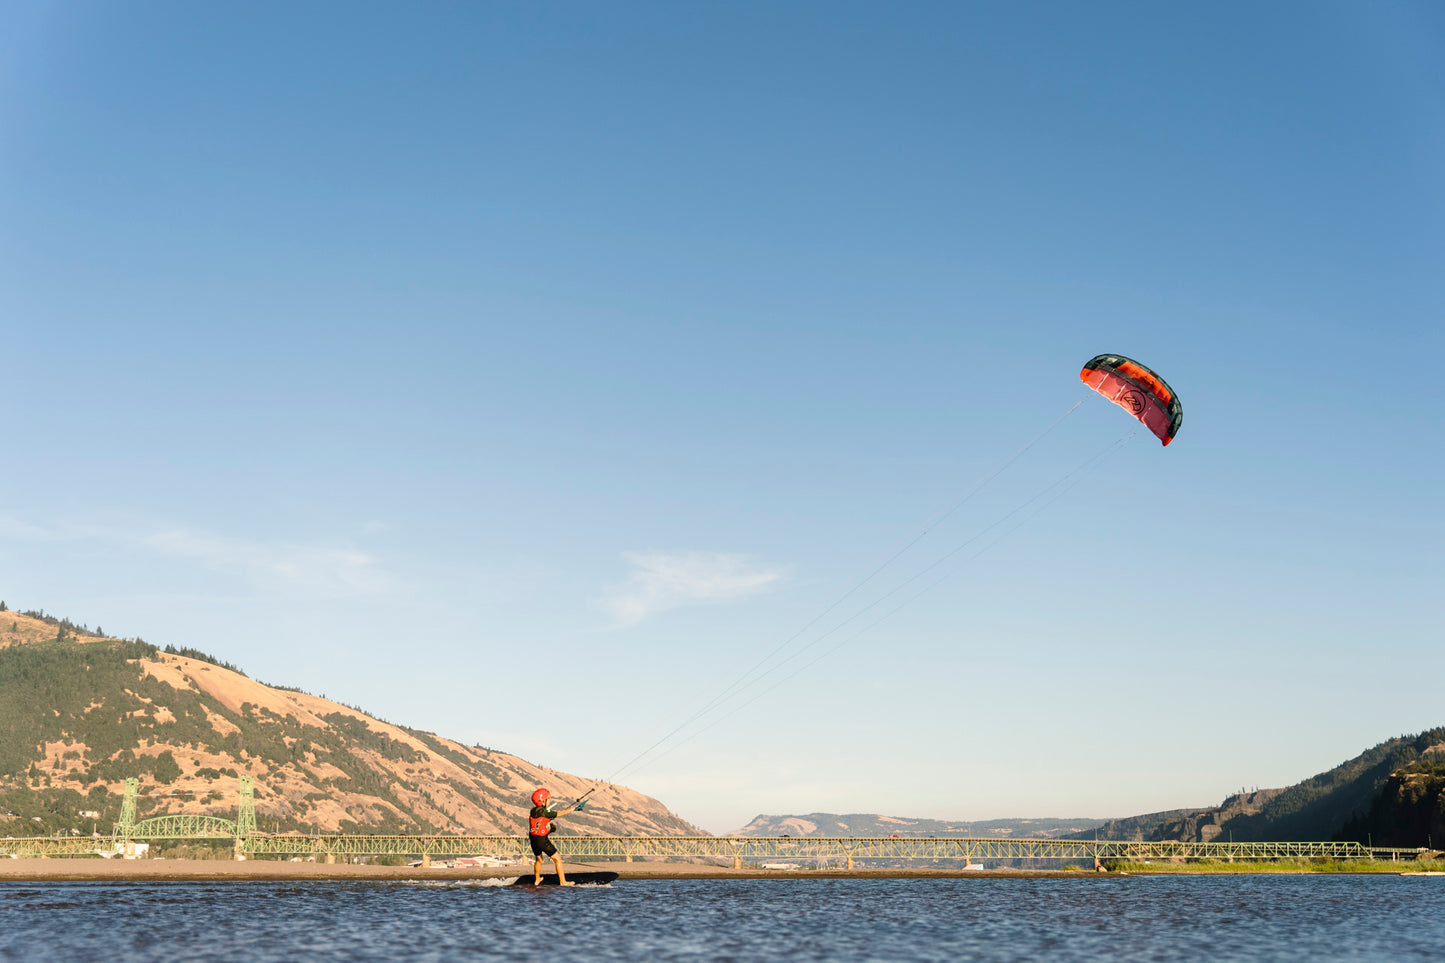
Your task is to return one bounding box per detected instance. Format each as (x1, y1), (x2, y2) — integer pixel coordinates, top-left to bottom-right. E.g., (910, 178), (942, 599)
(554, 798), (589, 818)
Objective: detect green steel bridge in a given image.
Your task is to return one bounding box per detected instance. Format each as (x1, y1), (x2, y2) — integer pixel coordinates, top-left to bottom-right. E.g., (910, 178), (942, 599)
(6, 831), (1424, 867)
(2, 778), (1432, 866)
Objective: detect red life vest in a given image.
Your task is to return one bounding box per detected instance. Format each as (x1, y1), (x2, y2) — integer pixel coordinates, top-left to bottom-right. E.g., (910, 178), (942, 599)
(529, 813), (552, 836)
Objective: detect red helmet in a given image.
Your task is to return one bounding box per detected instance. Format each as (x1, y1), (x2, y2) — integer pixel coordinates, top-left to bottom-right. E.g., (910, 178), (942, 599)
(531, 788), (550, 807)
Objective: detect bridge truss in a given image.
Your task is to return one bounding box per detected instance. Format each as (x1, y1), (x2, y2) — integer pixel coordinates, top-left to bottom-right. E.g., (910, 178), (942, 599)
(3, 831), (1421, 865)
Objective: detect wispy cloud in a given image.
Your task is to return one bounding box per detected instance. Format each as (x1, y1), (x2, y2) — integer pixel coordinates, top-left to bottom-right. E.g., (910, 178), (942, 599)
(602, 550), (789, 627)
(0, 513), (386, 597)
(140, 529), (383, 594)
(0, 514), (69, 541)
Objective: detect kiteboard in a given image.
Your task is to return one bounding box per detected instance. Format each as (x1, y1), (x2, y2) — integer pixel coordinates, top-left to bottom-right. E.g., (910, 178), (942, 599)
(511, 871), (619, 886)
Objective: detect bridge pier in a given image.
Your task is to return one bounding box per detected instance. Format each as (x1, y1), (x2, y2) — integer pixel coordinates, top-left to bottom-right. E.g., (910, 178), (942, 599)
(421, 853), (431, 868)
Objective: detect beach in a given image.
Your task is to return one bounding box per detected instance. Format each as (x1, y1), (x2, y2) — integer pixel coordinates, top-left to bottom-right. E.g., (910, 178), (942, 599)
(0, 857), (1105, 882)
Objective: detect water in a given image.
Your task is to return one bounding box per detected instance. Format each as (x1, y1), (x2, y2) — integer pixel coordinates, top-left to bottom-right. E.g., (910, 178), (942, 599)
(2, 875), (1442, 961)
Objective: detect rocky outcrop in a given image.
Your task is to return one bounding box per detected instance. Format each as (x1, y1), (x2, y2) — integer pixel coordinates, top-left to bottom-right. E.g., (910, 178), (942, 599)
(1151, 789), (1285, 843)
(1336, 758), (1445, 848)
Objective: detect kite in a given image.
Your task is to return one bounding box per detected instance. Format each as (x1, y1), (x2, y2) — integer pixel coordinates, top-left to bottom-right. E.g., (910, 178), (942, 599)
(1080, 354), (1182, 446)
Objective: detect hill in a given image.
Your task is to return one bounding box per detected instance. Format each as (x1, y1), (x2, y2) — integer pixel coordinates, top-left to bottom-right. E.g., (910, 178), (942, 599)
(1337, 757), (1445, 848)
(736, 730), (1445, 849)
(1061, 808), (1210, 843)
(0, 603), (109, 646)
(732, 812), (1103, 838)
(0, 608), (699, 841)
(1126, 729), (1445, 846)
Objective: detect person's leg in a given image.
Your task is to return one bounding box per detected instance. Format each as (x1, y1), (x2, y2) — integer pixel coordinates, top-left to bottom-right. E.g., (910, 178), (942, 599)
(533, 851), (544, 885)
(551, 852), (573, 885)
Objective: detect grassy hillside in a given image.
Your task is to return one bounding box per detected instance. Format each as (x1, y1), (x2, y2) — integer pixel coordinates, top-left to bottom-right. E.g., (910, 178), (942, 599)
(0, 608), (699, 840)
(0, 602), (109, 646)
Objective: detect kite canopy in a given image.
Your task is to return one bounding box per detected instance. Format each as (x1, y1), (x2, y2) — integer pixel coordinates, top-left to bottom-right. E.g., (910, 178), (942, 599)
(1079, 354), (1182, 446)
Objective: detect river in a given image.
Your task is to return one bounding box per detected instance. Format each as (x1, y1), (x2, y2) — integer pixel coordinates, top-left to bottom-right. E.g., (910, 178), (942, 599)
(2, 874), (1441, 961)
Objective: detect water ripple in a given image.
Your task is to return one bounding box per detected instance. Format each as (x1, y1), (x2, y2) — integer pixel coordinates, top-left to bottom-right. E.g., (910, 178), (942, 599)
(0, 875), (1440, 962)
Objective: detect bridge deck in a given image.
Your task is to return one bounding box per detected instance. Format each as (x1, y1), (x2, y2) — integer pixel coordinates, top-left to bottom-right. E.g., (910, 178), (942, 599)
(2, 833), (1425, 863)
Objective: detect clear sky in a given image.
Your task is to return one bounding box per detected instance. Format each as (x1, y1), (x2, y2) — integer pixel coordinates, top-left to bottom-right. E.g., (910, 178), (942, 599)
(2, 1), (1441, 833)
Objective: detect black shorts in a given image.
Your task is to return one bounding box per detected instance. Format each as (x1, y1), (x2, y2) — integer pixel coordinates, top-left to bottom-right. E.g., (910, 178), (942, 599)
(529, 834), (557, 857)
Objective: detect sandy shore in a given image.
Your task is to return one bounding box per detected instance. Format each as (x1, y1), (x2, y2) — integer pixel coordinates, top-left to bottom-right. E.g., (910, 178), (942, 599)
(0, 858), (1103, 882)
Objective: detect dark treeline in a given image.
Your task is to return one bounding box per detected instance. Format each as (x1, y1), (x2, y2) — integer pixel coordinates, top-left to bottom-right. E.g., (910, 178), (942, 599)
(161, 644), (248, 677)
(3, 603), (106, 639)
(1, 605), (242, 676)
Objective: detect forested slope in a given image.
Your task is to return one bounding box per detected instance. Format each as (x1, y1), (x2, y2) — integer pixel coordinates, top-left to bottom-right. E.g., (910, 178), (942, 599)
(1146, 729), (1445, 845)
(0, 608), (699, 840)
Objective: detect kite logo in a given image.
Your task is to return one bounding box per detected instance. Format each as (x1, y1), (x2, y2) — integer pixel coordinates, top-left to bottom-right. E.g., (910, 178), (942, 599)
(1120, 388), (1147, 416)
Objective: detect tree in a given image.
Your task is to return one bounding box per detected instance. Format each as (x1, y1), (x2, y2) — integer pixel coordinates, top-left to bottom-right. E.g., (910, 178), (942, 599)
(153, 751), (181, 785)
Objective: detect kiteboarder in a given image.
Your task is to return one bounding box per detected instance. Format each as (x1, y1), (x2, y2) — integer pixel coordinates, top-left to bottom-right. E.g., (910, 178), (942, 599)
(528, 787), (585, 885)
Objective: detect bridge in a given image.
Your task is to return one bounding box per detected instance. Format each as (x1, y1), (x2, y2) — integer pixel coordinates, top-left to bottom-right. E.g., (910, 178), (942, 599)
(4, 831), (1426, 867)
(225, 832), (1400, 868)
(1, 778), (1432, 866)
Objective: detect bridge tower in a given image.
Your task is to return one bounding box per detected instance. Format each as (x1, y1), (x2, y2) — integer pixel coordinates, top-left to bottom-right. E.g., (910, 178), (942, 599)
(233, 775), (255, 861)
(117, 777), (138, 838)
(236, 775), (255, 835)
(117, 777), (139, 857)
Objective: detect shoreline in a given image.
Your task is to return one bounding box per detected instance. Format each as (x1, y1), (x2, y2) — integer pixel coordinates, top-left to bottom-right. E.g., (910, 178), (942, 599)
(0, 858), (1099, 881)
(1, 858), (1436, 882)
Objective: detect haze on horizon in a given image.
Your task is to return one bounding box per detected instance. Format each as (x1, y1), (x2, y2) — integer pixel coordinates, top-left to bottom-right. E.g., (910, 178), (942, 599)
(1, 1), (1440, 833)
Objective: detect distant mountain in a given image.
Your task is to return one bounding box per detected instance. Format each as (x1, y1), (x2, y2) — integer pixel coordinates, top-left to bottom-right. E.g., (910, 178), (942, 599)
(1123, 729), (1445, 846)
(732, 812), (1104, 838)
(0, 607), (700, 841)
(732, 730), (1445, 849)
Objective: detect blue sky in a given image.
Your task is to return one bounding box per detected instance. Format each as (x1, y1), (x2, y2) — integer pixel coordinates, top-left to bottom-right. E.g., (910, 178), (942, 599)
(2, 1), (1441, 832)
